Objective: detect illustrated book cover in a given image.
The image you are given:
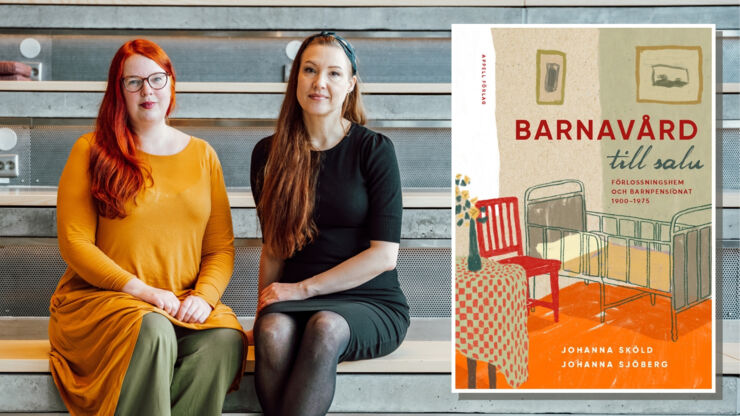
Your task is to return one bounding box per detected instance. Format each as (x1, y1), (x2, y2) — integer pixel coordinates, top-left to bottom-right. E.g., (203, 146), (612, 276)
(451, 25), (715, 392)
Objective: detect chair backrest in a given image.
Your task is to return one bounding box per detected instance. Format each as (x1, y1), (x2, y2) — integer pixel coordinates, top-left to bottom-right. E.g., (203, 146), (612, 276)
(475, 197), (523, 258)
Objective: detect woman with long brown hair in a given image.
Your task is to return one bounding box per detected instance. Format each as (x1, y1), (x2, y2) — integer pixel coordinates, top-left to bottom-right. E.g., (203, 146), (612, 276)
(48, 39), (246, 415)
(250, 32), (409, 416)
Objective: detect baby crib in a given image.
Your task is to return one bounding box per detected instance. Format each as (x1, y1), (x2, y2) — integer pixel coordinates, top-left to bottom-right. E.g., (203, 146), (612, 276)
(523, 180), (711, 341)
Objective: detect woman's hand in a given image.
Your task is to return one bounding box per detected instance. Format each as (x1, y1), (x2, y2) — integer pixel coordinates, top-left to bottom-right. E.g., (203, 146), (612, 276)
(257, 282), (309, 311)
(175, 295), (213, 324)
(122, 278), (180, 316)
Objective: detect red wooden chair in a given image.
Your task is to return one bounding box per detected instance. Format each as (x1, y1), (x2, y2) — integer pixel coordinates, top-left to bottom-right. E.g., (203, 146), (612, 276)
(475, 197), (561, 322)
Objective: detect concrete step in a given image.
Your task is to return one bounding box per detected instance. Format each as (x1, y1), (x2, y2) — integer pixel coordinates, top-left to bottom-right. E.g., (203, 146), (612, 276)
(1, 374), (737, 413)
(0, 318), (738, 413)
(0, 339), (450, 374)
(2, 5), (740, 31)
(0, 31), (737, 84)
(3, 414), (740, 416)
(0, 188), (450, 208)
(0, 92), (450, 119)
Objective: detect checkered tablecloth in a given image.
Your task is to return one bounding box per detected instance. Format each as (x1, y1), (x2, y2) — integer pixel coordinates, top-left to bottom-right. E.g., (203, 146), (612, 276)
(455, 256), (529, 388)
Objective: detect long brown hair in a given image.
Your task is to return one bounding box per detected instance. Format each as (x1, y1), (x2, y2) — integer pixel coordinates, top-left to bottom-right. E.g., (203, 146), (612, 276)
(90, 39), (176, 218)
(258, 34), (366, 259)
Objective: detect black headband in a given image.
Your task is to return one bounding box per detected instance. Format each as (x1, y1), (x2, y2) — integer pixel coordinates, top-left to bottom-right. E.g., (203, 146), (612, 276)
(308, 31), (357, 75)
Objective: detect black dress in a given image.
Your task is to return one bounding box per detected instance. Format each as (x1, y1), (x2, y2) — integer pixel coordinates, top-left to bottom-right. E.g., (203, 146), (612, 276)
(250, 123), (410, 362)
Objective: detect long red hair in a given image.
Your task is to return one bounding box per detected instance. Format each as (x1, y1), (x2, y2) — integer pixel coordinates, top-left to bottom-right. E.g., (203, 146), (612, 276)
(258, 34), (366, 259)
(89, 39), (176, 218)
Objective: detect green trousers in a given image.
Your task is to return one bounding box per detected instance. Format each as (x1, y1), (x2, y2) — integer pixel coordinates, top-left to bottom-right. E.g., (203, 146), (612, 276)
(115, 312), (244, 416)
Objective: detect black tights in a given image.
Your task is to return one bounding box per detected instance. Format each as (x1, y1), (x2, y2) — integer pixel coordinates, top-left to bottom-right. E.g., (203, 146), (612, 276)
(254, 311), (351, 416)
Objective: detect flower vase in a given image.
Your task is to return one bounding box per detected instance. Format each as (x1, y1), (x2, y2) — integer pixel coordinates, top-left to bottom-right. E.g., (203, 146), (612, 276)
(468, 220), (482, 272)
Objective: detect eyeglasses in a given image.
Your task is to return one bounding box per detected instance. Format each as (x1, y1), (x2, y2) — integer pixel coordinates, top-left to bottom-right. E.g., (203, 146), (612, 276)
(121, 72), (169, 92)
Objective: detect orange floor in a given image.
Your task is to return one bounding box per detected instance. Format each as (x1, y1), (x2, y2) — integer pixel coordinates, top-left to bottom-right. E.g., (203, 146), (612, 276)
(455, 281), (713, 390)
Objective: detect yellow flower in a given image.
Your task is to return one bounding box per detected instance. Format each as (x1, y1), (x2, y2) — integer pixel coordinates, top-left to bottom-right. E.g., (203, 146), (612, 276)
(455, 174), (462, 180)
(456, 213), (464, 220)
(470, 206), (480, 220)
(455, 186), (460, 196)
(462, 190), (469, 200)
(470, 197), (478, 206)
(464, 175), (471, 184)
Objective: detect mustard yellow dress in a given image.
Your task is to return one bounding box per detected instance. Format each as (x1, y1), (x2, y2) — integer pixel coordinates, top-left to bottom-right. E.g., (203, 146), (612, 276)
(48, 133), (246, 415)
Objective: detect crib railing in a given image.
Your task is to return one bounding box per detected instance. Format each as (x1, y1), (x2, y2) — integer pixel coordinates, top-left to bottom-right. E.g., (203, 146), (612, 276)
(524, 180), (711, 296)
(670, 205), (712, 311)
(523, 180), (712, 341)
(585, 211), (672, 290)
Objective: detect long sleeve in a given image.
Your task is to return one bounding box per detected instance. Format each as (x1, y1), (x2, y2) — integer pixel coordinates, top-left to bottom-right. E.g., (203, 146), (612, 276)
(193, 145), (235, 307)
(56, 134), (136, 291)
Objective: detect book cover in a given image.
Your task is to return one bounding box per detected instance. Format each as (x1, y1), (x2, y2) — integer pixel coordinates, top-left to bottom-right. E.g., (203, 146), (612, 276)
(451, 25), (715, 392)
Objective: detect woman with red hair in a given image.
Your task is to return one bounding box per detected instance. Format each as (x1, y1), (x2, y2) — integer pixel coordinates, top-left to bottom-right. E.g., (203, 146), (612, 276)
(250, 32), (409, 416)
(48, 39), (246, 415)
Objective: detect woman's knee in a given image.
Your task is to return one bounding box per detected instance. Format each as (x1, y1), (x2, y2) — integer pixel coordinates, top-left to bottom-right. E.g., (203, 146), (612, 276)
(182, 328), (244, 382)
(303, 311), (350, 352)
(254, 313), (297, 349)
(208, 328), (245, 361)
(136, 312), (177, 356)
